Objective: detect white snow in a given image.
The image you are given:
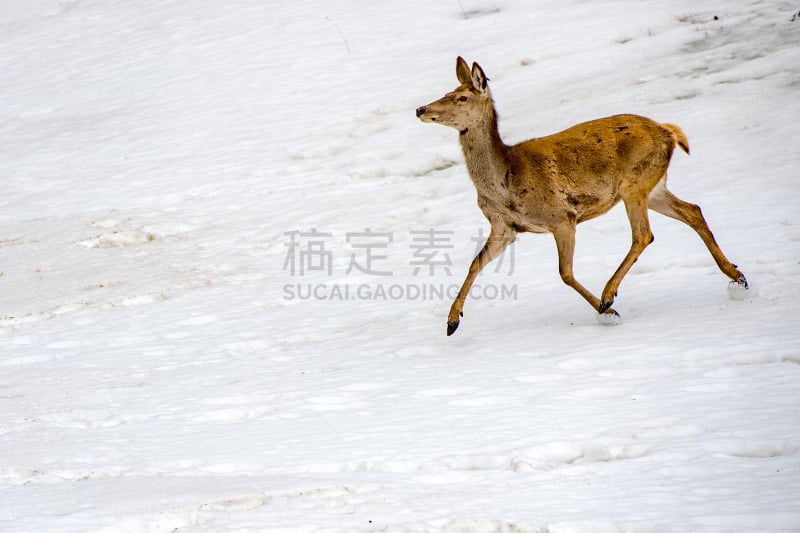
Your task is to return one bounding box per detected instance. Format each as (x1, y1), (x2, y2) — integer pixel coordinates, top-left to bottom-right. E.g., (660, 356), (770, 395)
(2, 0), (799, 531)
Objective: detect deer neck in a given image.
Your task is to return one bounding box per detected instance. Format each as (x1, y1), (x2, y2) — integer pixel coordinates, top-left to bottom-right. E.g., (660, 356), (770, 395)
(458, 111), (510, 199)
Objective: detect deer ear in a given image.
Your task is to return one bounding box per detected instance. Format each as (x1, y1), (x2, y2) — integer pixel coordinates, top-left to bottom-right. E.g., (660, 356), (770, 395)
(471, 62), (488, 93)
(456, 56), (472, 86)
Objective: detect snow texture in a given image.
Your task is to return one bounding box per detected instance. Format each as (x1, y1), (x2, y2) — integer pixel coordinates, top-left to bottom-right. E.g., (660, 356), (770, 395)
(1, 0), (799, 531)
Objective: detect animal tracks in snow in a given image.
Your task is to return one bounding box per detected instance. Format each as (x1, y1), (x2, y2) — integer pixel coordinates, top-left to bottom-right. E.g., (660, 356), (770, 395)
(298, 440), (652, 475)
(78, 214), (196, 249)
(279, 108), (460, 180)
(180, 484), (376, 529)
(77, 230), (155, 249)
(37, 409), (122, 429)
(0, 210), (257, 324)
(703, 438), (800, 459)
(439, 441), (652, 473)
(193, 394), (278, 422)
(0, 466), (128, 486)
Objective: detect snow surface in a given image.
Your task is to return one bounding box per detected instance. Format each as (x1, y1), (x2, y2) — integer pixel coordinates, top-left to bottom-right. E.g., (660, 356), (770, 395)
(2, 1), (800, 531)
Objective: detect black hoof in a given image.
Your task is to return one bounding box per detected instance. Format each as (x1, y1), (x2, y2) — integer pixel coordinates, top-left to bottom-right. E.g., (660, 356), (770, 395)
(447, 319), (460, 336)
(738, 275), (749, 289)
(598, 300), (614, 314)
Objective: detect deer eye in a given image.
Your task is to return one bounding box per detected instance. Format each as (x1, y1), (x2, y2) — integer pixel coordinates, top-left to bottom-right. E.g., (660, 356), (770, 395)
(458, 95), (469, 102)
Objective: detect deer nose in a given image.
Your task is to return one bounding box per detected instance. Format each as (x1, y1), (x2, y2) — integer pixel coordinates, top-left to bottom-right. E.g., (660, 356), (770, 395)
(416, 106), (426, 118)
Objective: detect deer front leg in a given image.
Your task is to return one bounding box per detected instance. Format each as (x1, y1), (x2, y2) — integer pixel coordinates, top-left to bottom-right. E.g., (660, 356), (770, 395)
(552, 222), (618, 316)
(447, 225), (515, 336)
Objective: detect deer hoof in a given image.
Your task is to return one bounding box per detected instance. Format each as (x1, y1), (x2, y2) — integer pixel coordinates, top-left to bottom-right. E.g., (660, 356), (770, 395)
(597, 309), (622, 326)
(447, 319), (460, 336)
(598, 300), (614, 314)
(737, 274), (749, 290)
(727, 275), (750, 301)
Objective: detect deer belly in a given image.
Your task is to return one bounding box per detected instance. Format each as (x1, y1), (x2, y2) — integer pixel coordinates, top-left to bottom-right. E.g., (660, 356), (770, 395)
(503, 209), (551, 234)
(573, 192), (620, 223)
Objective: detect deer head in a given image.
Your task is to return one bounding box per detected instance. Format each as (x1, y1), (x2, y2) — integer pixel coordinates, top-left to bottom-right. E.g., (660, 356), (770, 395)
(416, 57), (494, 132)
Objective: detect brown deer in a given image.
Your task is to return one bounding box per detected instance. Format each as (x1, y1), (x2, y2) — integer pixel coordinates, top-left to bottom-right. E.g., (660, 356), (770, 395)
(416, 57), (748, 336)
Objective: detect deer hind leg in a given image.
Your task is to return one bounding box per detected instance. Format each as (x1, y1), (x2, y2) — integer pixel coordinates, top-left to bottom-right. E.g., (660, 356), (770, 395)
(447, 224), (515, 336)
(599, 195), (654, 313)
(552, 221), (619, 317)
(647, 176), (748, 287)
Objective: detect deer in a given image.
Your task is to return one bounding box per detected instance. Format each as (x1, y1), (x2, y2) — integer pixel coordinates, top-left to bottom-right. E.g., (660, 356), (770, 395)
(416, 57), (748, 336)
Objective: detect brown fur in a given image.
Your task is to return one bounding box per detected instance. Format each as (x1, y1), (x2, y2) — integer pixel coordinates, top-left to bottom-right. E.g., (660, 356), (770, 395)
(416, 57), (747, 335)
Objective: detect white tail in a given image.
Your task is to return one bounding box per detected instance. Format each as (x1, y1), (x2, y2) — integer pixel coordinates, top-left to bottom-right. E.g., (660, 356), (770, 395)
(416, 57), (748, 335)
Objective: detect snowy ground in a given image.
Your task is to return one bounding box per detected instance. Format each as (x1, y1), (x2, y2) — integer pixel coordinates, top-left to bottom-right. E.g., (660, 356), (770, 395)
(2, 1), (800, 531)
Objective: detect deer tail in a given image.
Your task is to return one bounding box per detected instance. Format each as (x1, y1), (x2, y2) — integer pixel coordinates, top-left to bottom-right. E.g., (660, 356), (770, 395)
(662, 123), (690, 155)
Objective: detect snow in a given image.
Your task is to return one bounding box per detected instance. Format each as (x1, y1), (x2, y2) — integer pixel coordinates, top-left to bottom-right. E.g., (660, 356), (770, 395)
(1, 0), (799, 531)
